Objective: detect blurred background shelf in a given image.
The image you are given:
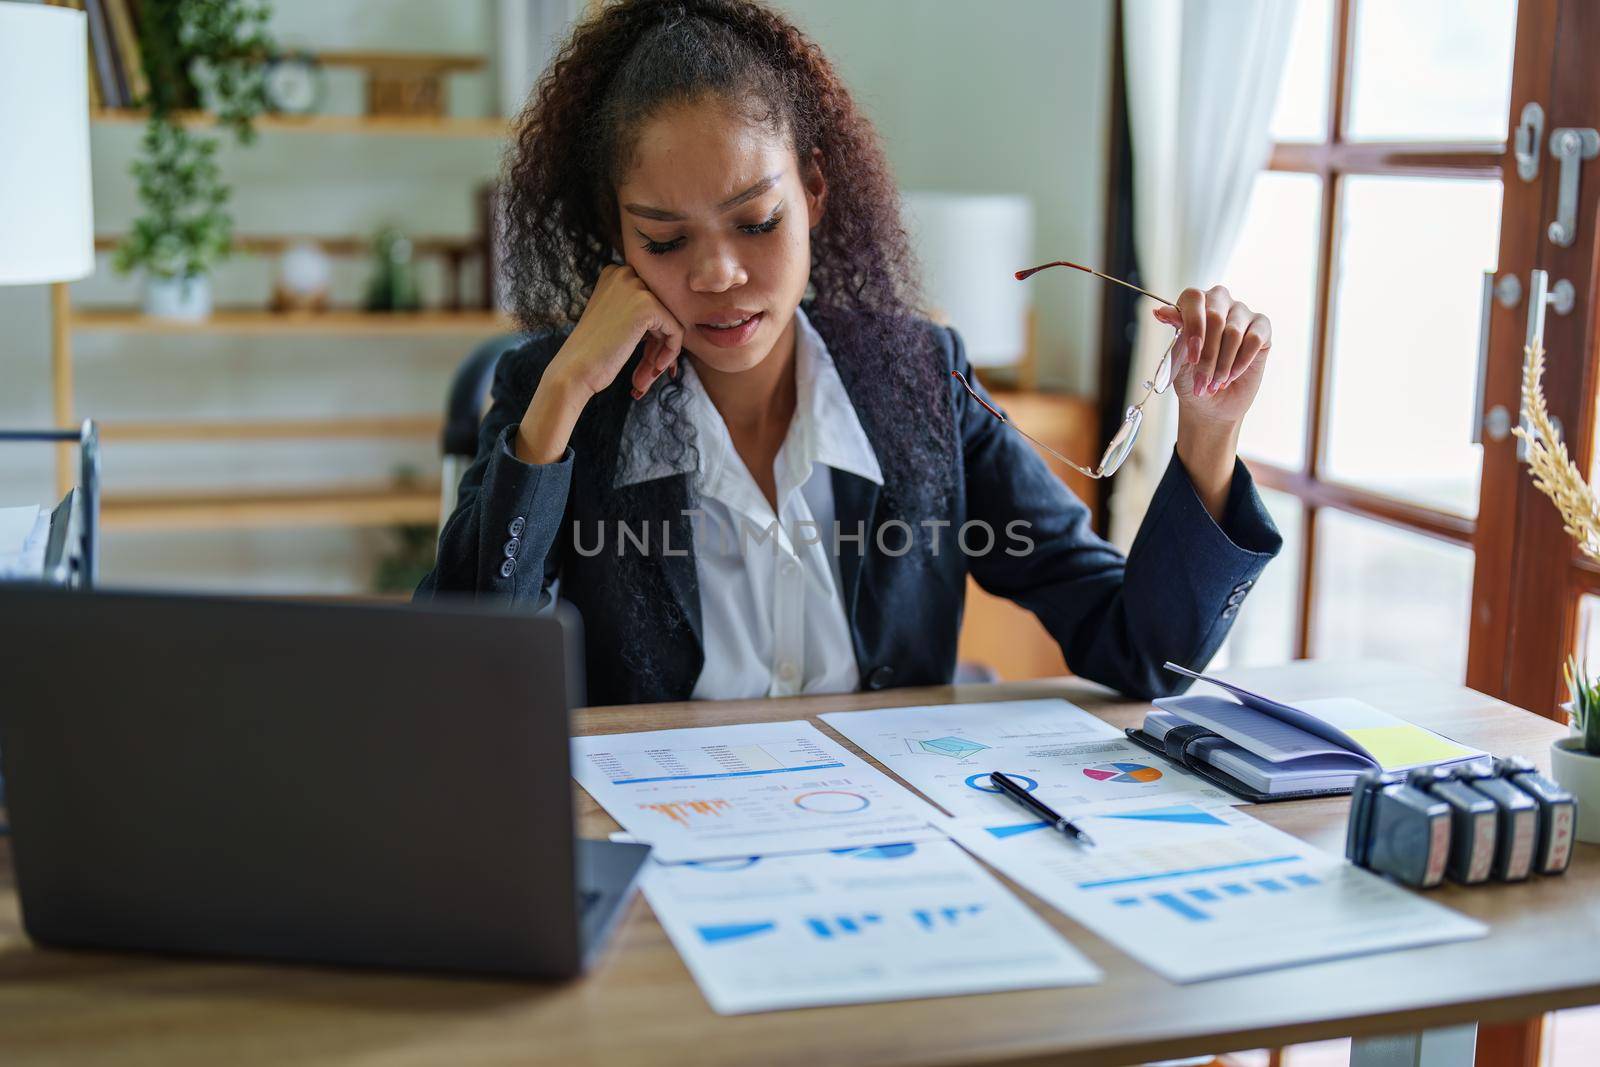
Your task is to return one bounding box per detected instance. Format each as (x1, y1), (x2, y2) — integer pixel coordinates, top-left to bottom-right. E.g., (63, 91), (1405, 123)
(97, 416), (442, 442)
(101, 482), (441, 532)
(68, 309), (513, 336)
(93, 234), (480, 257)
(90, 109), (508, 138)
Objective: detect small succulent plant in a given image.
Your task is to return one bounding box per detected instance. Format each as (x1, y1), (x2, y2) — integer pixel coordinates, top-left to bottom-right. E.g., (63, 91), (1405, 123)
(1561, 654), (1600, 756)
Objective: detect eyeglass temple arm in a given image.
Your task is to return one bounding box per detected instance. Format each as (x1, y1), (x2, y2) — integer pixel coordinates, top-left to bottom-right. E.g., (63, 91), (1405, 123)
(1015, 260), (1177, 308)
(950, 371), (1102, 478)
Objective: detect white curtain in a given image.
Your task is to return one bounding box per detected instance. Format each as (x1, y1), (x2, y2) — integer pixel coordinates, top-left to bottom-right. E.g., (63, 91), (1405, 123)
(1109, 0), (1296, 548)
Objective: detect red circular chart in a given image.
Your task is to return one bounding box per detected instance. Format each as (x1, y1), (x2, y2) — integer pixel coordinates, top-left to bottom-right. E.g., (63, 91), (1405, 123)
(1082, 761), (1164, 784)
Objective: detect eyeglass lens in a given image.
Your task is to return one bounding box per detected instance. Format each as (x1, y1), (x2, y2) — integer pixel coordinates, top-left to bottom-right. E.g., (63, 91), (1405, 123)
(1098, 405), (1143, 477)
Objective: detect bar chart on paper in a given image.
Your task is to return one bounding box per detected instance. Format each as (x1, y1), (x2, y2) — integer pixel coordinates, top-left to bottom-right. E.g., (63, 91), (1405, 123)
(643, 840), (1102, 1013)
(571, 721), (944, 862)
(583, 733), (847, 785)
(1112, 870), (1326, 922)
(944, 798), (1488, 983)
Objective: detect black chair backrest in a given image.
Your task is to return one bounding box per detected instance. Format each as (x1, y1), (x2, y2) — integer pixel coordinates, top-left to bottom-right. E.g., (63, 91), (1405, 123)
(442, 334), (527, 459)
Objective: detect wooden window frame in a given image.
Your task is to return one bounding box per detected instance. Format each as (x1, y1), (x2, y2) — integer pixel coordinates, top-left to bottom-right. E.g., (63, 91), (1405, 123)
(1243, 0), (1507, 660)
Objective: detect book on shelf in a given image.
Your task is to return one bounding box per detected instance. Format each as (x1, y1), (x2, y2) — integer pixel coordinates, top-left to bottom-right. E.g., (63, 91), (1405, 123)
(86, 1), (128, 108)
(47, 0), (147, 110)
(104, 0), (148, 105)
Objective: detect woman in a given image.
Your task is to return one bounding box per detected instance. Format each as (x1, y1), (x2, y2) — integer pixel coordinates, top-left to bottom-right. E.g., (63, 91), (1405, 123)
(417, 0), (1281, 706)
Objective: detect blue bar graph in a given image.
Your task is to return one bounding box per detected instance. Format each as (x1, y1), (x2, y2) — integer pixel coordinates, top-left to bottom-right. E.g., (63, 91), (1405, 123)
(1152, 892), (1210, 921)
(1107, 868), (1330, 922)
(805, 914), (883, 938)
(910, 904), (986, 930)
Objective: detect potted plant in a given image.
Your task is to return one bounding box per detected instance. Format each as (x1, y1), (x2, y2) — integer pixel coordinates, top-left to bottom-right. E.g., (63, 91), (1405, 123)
(113, 0), (275, 320)
(114, 120), (232, 320)
(1560, 656), (1600, 842)
(1517, 344), (1600, 841)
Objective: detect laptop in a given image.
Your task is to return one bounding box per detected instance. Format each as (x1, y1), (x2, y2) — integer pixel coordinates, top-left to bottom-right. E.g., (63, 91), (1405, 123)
(0, 584), (649, 978)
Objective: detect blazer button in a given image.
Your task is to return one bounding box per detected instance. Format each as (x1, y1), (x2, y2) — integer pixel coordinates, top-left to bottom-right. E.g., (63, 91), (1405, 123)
(500, 557), (516, 579)
(505, 537), (521, 558)
(866, 666), (895, 690)
(509, 516), (526, 538)
(1221, 605), (1239, 619)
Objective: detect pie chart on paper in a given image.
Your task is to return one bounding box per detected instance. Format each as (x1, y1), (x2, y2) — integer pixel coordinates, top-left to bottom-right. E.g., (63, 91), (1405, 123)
(1083, 761), (1164, 784)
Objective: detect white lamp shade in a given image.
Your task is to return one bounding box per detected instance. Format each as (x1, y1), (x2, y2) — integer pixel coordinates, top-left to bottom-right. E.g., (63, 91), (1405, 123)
(0, 2), (94, 286)
(900, 192), (1033, 368)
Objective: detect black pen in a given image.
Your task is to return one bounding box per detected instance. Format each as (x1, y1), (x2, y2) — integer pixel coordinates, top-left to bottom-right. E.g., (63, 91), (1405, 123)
(989, 772), (1096, 847)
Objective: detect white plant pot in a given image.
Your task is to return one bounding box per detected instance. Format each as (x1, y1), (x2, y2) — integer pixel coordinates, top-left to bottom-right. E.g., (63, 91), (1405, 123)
(1550, 736), (1600, 844)
(142, 273), (212, 321)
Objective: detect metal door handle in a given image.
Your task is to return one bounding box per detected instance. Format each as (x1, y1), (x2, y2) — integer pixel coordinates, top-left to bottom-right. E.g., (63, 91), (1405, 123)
(1525, 268), (1575, 354)
(1472, 271), (1497, 444)
(1549, 127), (1599, 247)
(1474, 273), (1525, 444)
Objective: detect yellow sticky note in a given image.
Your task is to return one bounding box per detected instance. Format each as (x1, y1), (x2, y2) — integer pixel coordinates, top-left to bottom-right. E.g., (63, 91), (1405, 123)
(1346, 725), (1472, 770)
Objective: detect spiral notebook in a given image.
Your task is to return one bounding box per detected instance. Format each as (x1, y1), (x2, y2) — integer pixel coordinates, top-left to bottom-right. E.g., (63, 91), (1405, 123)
(1124, 663), (1487, 802)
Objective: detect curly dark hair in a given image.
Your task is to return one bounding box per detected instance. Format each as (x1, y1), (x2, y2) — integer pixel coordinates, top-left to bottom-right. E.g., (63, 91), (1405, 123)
(498, 0), (954, 688)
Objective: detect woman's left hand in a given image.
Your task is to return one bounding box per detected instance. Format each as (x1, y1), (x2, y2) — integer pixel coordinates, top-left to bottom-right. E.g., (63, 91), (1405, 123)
(1152, 285), (1271, 428)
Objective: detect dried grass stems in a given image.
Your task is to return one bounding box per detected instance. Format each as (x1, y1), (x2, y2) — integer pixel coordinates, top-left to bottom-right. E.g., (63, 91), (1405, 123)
(1513, 343), (1600, 562)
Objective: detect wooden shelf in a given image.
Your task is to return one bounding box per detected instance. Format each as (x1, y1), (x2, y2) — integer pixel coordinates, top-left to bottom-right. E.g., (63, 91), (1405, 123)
(93, 235), (478, 257)
(101, 483), (441, 531)
(90, 109), (509, 138)
(70, 309), (514, 336)
(98, 415), (442, 442)
(61, 96), (500, 543)
(317, 49), (487, 74)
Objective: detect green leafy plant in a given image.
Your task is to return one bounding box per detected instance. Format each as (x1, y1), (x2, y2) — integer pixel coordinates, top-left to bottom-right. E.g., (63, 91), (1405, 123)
(113, 120), (233, 280)
(114, 0), (275, 281)
(1562, 654), (1600, 756)
(168, 0), (276, 142)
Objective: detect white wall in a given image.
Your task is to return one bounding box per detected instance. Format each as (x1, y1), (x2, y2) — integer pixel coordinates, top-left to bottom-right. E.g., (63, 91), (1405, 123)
(782, 0), (1111, 392)
(0, 0), (1112, 595)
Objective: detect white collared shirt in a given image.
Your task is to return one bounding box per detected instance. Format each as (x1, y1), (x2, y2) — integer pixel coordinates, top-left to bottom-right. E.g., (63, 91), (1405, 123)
(614, 306), (883, 700)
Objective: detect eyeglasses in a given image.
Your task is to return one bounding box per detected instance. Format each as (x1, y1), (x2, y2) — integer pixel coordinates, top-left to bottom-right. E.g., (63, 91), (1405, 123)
(951, 260), (1180, 480)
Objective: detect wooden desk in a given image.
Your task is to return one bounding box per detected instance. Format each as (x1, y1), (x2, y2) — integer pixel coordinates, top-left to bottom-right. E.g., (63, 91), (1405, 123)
(2, 660), (1597, 1066)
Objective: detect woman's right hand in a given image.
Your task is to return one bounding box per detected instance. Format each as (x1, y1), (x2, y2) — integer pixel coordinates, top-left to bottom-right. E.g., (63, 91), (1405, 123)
(514, 264), (685, 465)
(548, 263), (685, 400)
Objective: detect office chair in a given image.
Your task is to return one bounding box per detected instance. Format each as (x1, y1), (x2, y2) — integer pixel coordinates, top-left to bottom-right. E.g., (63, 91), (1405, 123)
(439, 333), (528, 521)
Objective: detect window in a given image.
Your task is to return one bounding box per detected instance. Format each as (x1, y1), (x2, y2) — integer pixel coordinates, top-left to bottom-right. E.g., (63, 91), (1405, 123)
(1220, 0), (1513, 676)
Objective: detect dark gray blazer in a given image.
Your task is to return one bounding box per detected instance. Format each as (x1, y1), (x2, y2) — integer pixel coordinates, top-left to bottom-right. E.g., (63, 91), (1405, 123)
(416, 305), (1282, 706)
